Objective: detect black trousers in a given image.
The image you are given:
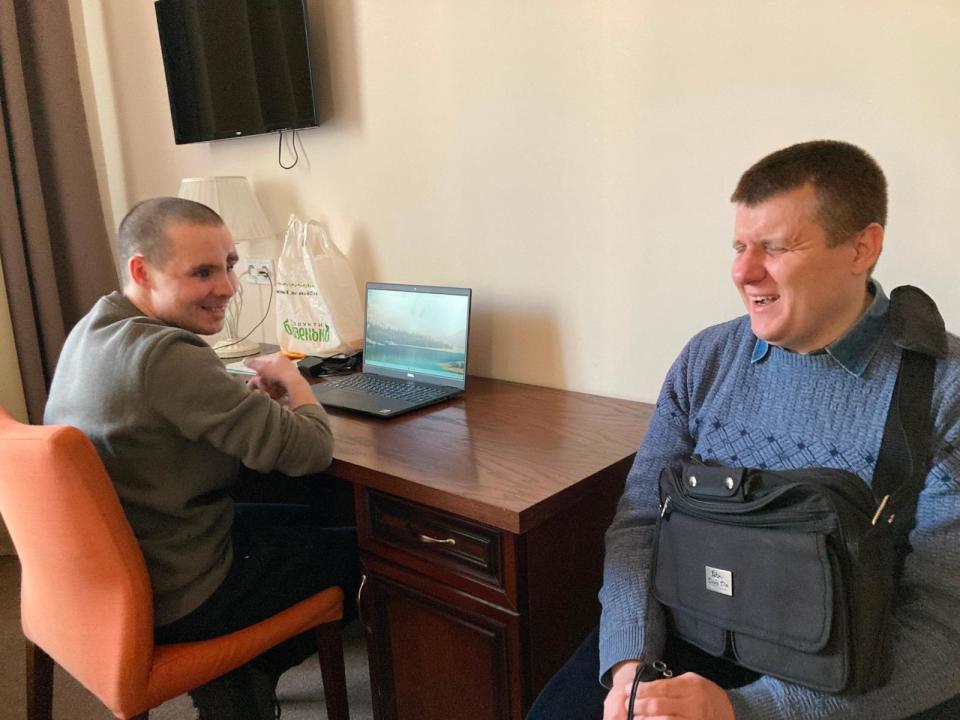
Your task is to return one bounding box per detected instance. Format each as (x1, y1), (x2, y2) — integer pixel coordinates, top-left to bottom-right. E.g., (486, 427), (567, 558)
(526, 626), (960, 720)
(154, 504), (360, 690)
(526, 626), (758, 720)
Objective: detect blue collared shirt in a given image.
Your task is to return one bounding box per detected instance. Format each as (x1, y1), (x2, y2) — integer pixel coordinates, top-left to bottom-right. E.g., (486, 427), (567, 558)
(750, 282), (890, 377)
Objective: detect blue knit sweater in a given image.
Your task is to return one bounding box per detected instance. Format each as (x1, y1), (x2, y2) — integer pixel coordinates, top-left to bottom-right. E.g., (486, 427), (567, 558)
(600, 289), (960, 719)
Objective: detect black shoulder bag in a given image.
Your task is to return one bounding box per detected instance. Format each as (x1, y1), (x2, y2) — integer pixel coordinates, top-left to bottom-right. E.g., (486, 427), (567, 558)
(650, 286), (947, 694)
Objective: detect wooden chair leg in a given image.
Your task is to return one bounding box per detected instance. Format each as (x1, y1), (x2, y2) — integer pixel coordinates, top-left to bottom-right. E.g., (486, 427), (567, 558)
(25, 640), (53, 720)
(315, 622), (349, 720)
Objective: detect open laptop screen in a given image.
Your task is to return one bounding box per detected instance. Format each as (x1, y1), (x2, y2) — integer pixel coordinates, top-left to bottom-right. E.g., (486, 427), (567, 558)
(363, 283), (472, 387)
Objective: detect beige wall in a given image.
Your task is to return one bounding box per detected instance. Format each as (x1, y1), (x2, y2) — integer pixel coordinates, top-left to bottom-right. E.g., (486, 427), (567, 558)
(0, 254), (27, 554)
(70, 0), (960, 402)
(0, 257), (27, 423)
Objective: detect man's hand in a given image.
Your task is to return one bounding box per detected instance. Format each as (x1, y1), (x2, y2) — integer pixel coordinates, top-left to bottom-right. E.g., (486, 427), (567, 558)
(603, 661), (641, 720)
(243, 355), (318, 408)
(622, 672), (735, 720)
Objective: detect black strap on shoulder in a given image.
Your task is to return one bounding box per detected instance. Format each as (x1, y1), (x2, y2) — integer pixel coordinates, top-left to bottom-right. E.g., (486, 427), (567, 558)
(872, 286), (946, 582)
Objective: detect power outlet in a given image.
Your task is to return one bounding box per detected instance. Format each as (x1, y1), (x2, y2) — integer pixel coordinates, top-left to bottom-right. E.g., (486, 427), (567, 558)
(242, 257), (274, 285)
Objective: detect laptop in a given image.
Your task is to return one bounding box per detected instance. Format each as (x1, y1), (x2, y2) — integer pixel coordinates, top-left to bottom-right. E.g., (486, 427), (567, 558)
(311, 282), (472, 417)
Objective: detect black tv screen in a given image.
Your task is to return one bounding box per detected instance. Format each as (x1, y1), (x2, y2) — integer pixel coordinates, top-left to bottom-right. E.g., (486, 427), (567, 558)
(155, 0), (320, 144)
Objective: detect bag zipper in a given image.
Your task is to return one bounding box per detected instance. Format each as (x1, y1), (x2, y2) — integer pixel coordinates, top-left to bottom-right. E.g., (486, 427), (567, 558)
(683, 459), (880, 515)
(660, 489), (838, 532)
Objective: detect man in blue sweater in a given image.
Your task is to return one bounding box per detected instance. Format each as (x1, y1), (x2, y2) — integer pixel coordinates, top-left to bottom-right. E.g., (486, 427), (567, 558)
(527, 140), (960, 719)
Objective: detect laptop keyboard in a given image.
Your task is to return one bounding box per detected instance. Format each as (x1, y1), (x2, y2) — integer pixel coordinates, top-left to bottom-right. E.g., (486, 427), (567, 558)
(330, 374), (453, 404)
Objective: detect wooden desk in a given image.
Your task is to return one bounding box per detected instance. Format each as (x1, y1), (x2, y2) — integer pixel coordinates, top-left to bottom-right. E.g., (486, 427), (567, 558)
(321, 376), (652, 720)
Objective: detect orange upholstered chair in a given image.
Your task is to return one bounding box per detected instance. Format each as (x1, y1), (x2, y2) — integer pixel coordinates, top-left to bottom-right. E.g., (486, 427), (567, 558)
(0, 407), (349, 720)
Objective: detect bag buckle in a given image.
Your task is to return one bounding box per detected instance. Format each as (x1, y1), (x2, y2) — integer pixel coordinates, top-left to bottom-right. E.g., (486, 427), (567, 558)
(682, 464), (747, 500)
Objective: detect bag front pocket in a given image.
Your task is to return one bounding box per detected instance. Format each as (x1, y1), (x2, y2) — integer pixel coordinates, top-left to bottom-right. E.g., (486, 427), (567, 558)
(653, 509), (835, 651)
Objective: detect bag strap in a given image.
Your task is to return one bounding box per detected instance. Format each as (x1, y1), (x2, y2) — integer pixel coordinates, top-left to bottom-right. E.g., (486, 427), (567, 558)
(872, 286), (947, 581)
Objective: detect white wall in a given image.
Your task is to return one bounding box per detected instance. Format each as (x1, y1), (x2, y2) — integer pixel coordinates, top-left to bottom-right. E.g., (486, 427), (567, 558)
(77, 0), (960, 403)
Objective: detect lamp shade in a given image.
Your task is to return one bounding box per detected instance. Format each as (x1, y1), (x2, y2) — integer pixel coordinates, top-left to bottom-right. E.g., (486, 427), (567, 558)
(176, 176), (274, 242)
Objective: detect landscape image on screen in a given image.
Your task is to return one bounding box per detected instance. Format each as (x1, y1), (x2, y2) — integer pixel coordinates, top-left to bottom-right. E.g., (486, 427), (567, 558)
(364, 289), (469, 380)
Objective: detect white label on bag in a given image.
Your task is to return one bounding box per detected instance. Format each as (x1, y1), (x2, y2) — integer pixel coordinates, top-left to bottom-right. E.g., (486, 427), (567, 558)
(705, 566), (733, 596)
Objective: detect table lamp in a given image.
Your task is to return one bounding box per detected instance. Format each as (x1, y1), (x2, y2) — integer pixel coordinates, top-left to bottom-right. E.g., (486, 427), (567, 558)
(176, 176), (273, 358)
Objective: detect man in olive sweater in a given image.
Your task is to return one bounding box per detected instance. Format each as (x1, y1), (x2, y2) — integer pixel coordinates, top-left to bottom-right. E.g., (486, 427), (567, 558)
(45, 197), (359, 719)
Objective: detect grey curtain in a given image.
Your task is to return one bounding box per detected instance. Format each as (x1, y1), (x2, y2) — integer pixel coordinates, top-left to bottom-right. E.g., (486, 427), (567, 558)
(0, 0), (119, 423)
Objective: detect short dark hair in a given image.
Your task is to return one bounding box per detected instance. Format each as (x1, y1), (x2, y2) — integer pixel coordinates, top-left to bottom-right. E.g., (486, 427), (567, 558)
(730, 140), (887, 246)
(117, 197), (224, 278)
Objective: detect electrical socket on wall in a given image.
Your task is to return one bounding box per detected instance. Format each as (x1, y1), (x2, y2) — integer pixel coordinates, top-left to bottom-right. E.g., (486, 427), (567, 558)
(242, 257), (274, 285)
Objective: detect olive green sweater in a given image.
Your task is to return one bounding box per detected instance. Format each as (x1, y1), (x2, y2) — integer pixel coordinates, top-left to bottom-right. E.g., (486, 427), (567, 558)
(45, 292), (334, 625)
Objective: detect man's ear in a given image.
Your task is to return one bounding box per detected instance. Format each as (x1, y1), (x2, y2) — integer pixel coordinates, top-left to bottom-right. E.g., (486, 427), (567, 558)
(128, 255), (151, 288)
(851, 223), (884, 275)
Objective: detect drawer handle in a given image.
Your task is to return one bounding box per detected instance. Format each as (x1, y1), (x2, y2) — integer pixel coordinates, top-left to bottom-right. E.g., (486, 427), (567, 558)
(417, 532), (456, 546)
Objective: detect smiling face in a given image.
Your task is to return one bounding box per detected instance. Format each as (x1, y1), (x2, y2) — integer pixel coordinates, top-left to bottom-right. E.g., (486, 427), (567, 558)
(731, 184), (878, 354)
(128, 221), (239, 335)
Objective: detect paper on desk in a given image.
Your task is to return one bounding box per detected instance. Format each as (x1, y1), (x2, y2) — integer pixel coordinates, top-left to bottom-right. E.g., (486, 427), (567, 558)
(224, 361), (257, 376)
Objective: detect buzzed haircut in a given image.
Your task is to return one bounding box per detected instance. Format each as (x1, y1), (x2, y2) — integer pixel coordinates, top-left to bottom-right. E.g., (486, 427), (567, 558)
(731, 140), (887, 246)
(117, 197), (224, 279)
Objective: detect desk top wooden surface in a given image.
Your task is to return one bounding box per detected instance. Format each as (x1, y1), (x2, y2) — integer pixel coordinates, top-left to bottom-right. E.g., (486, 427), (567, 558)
(321, 376), (653, 534)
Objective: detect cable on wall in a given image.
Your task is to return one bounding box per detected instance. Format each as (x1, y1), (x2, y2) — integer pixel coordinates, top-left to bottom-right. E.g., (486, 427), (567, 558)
(278, 129), (300, 169)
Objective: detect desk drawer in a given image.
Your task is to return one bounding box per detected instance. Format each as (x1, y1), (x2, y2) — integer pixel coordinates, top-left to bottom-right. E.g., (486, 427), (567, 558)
(363, 490), (504, 590)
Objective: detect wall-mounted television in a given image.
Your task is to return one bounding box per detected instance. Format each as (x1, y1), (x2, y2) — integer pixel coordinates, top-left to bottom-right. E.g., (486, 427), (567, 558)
(154, 0), (322, 144)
